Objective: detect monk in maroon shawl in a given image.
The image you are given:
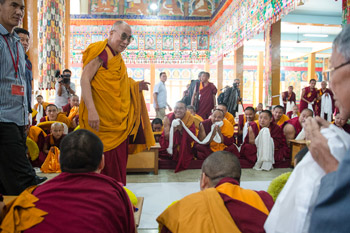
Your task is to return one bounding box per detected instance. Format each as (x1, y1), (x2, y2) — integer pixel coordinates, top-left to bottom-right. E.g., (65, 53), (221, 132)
(191, 72), (217, 119)
(315, 81), (335, 118)
(157, 151), (274, 233)
(62, 95), (79, 116)
(334, 112), (350, 134)
(237, 107), (256, 146)
(159, 101), (196, 172)
(23, 130), (136, 233)
(195, 109), (236, 160)
(283, 109), (313, 142)
(300, 79), (318, 112)
(239, 110), (290, 168)
(282, 86), (296, 113)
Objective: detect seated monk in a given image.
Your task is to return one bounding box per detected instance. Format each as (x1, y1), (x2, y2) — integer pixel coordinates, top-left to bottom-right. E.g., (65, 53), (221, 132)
(152, 118), (163, 142)
(187, 105), (203, 135)
(216, 103), (236, 127)
(32, 95), (49, 125)
(256, 103), (263, 115)
(195, 109), (235, 160)
(62, 95), (79, 116)
(33, 123), (66, 168)
(283, 108), (313, 142)
(157, 151), (274, 233)
(159, 101), (196, 173)
(273, 105), (290, 126)
(240, 110), (290, 170)
(334, 112), (350, 134)
(237, 107), (257, 146)
(40, 104), (76, 131)
(287, 105), (300, 119)
(0, 129), (136, 232)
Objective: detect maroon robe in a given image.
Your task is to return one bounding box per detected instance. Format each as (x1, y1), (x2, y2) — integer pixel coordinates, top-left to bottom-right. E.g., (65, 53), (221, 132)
(195, 119), (236, 160)
(161, 177), (274, 233)
(159, 113), (196, 172)
(24, 172), (135, 233)
(315, 88), (335, 117)
(62, 103), (72, 116)
(30, 130), (46, 168)
(282, 117), (302, 138)
(197, 82), (217, 119)
(299, 86), (317, 112)
(236, 114), (246, 146)
(239, 122), (260, 167)
(240, 122), (290, 168)
(342, 124), (350, 134)
(282, 91), (296, 113)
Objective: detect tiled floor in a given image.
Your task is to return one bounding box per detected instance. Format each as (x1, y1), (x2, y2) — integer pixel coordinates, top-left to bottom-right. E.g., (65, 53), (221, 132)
(37, 168), (292, 233)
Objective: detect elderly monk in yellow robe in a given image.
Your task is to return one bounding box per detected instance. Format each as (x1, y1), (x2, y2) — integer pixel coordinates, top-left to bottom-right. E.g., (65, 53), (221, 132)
(80, 21), (154, 185)
(273, 105), (289, 126)
(217, 103), (236, 127)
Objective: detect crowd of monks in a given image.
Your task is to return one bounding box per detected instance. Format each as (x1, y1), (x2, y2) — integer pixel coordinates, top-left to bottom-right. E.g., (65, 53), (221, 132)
(150, 76), (349, 172)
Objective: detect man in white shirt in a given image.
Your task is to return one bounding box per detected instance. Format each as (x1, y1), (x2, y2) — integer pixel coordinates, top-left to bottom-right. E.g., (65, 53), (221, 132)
(55, 69), (76, 109)
(153, 72), (172, 119)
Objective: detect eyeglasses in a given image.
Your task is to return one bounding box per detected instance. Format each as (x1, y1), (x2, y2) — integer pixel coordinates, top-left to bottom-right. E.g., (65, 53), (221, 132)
(325, 60), (350, 74)
(111, 30), (134, 43)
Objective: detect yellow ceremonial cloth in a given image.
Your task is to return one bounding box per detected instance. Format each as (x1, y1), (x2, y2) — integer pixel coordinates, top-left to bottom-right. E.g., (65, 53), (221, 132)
(181, 111), (195, 128)
(216, 182), (269, 215)
(67, 106), (79, 121)
(157, 188), (240, 233)
(26, 137), (39, 161)
(225, 112), (236, 126)
(28, 126), (47, 143)
(79, 39), (154, 152)
(254, 114), (259, 121)
(276, 114), (290, 126)
(0, 186), (48, 233)
(210, 119), (234, 152)
(41, 146), (61, 173)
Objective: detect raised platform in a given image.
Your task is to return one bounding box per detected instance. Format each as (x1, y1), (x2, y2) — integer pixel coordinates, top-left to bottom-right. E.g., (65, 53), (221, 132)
(127, 143), (160, 175)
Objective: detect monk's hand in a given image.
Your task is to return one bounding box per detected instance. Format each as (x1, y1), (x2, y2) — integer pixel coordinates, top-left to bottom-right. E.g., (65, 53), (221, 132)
(315, 116), (330, 129)
(174, 123), (182, 132)
(139, 80), (150, 91)
(304, 117), (338, 173)
(88, 108), (100, 131)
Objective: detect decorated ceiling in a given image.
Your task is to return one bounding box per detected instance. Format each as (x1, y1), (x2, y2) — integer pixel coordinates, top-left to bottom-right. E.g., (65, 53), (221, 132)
(90, 0), (221, 17)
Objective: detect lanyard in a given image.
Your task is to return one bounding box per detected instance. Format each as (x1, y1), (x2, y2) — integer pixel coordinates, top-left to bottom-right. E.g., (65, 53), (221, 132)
(2, 35), (19, 78)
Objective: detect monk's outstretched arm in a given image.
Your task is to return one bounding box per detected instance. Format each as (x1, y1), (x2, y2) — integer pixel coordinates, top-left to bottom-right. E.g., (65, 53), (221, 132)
(198, 123), (207, 141)
(81, 57), (103, 131)
(248, 126), (256, 145)
(163, 117), (171, 140)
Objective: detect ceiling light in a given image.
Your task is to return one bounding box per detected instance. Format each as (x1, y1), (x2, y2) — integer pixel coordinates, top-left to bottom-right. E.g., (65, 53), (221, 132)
(303, 34), (329, 38)
(150, 3), (158, 10)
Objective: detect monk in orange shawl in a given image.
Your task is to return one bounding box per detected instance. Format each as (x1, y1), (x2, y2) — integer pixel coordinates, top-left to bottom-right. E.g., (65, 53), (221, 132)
(80, 21), (154, 185)
(195, 109), (236, 159)
(159, 101), (196, 172)
(217, 103), (236, 127)
(187, 105), (203, 136)
(157, 151), (274, 233)
(273, 105), (290, 126)
(62, 95), (79, 125)
(39, 104), (75, 131)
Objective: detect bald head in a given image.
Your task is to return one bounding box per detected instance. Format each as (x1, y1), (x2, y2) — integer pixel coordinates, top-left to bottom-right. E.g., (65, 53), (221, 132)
(201, 151), (241, 188)
(108, 21), (132, 53)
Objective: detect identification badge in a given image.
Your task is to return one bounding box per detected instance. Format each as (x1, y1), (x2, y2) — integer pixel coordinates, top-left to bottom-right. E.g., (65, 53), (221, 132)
(11, 84), (25, 96)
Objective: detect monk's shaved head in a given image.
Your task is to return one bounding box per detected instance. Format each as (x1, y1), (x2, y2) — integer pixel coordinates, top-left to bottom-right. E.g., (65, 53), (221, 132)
(202, 151), (241, 186)
(60, 129), (103, 173)
(51, 122), (64, 130)
(301, 108), (313, 117)
(111, 20), (129, 30)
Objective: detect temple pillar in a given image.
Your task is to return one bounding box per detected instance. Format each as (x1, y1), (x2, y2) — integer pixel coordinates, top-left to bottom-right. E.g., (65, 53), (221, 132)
(150, 63), (156, 104)
(308, 52), (316, 81)
(258, 51), (264, 104)
(217, 58), (223, 94)
(264, 20), (281, 106)
(233, 45), (244, 99)
(23, 0), (38, 83)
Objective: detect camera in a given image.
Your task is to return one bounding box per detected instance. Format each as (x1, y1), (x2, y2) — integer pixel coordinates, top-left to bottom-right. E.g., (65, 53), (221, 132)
(55, 70), (70, 84)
